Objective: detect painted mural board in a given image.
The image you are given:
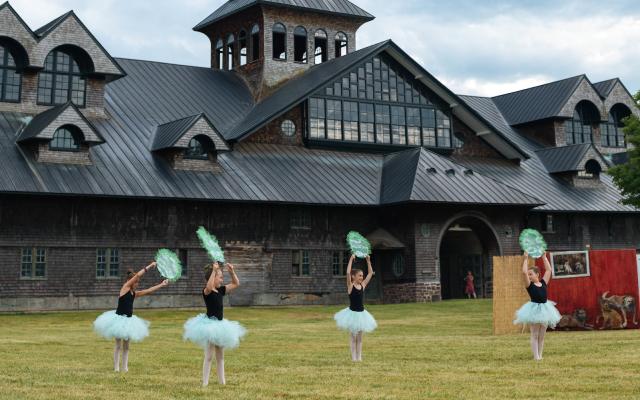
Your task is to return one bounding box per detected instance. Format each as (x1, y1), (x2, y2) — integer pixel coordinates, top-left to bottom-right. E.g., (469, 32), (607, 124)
(550, 250), (590, 279)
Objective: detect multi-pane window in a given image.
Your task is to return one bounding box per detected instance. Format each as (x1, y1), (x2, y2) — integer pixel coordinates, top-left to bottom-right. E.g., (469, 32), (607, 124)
(251, 25), (260, 62)
(272, 23), (286, 60)
(239, 30), (248, 66)
(0, 45), (21, 102)
(601, 107), (628, 148)
(392, 253), (404, 277)
(293, 26), (307, 63)
(335, 32), (348, 58)
(21, 248), (46, 278)
(37, 50), (86, 107)
(226, 34), (235, 70)
(292, 250), (310, 276)
(327, 100), (342, 140)
(290, 209), (311, 228)
(185, 137), (208, 159)
(314, 30), (327, 64)
(216, 39), (224, 69)
(50, 127), (81, 151)
(565, 103), (596, 145)
(307, 55), (451, 148)
(332, 251), (349, 276)
(309, 97), (325, 139)
(96, 248), (120, 278)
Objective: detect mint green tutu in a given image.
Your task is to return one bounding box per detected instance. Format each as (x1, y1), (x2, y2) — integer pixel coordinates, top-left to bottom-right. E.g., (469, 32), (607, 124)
(514, 301), (562, 328)
(93, 310), (150, 342)
(183, 314), (247, 349)
(334, 308), (377, 334)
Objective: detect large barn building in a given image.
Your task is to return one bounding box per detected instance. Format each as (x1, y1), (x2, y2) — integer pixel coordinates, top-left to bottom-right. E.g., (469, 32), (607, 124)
(0, 0), (639, 311)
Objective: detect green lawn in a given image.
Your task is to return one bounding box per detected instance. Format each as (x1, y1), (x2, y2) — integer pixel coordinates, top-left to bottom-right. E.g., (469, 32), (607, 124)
(1, 300), (639, 400)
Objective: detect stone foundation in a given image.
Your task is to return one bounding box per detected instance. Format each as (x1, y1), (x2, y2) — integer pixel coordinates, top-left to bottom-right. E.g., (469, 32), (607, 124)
(383, 282), (441, 304)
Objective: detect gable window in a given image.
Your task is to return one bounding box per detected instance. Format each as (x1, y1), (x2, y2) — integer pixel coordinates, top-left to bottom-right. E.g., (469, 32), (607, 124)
(37, 49), (86, 107)
(332, 251), (349, 276)
(50, 126), (82, 151)
(314, 30), (328, 64)
(185, 136), (213, 160)
(290, 209), (311, 229)
(239, 30), (248, 66)
(0, 44), (21, 102)
(293, 26), (307, 63)
(307, 55), (450, 148)
(565, 101), (598, 145)
(335, 32), (348, 58)
(226, 34), (235, 70)
(96, 248), (120, 278)
(21, 248), (46, 279)
(602, 104), (630, 148)
(292, 250), (310, 276)
(216, 39), (224, 69)
(281, 119), (296, 137)
(272, 23), (287, 60)
(250, 24), (260, 62)
(541, 214), (554, 233)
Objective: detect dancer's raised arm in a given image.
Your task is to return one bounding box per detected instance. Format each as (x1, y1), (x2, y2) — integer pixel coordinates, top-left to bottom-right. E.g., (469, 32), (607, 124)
(225, 264), (240, 293)
(362, 255), (374, 288)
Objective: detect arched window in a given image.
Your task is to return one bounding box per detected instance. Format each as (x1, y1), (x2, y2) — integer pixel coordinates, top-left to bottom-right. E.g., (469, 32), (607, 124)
(314, 30), (327, 64)
(0, 44), (21, 102)
(37, 49), (86, 107)
(250, 24), (260, 61)
(293, 26), (307, 63)
(579, 159), (602, 179)
(565, 101), (599, 145)
(185, 135), (214, 160)
(239, 30), (247, 66)
(335, 32), (348, 58)
(226, 34), (235, 70)
(215, 39), (224, 69)
(272, 23), (286, 60)
(50, 126), (82, 151)
(602, 104), (631, 148)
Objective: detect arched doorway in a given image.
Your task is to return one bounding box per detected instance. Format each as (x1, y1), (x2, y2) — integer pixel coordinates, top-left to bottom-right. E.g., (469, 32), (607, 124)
(438, 214), (501, 299)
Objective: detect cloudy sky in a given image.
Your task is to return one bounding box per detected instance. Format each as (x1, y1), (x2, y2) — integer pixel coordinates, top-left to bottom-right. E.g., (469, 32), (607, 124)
(8, 0), (640, 97)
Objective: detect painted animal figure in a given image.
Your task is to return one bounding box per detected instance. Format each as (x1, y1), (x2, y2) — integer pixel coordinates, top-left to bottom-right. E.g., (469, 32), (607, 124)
(595, 300), (624, 329)
(599, 292), (638, 328)
(557, 308), (593, 330)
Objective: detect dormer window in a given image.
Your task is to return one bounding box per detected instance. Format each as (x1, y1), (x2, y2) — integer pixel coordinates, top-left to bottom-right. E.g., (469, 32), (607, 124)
(0, 44), (21, 102)
(50, 126), (82, 151)
(226, 34), (235, 70)
(37, 49), (87, 107)
(239, 30), (248, 66)
(251, 24), (260, 62)
(294, 26), (308, 63)
(565, 101), (599, 145)
(335, 32), (348, 58)
(602, 104), (631, 148)
(216, 39), (224, 69)
(314, 30), (328, 64)
(272, 23), (287, 60)
(185, 136), (212, 160)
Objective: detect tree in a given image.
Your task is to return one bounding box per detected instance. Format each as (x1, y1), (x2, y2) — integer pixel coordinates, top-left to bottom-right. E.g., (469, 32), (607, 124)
(609, 89), (640, 207)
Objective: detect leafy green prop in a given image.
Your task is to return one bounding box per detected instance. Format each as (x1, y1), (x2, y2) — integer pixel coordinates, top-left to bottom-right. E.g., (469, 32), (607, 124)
(197, 226), (225, 263)
(155, 249), (182, 282)
(347, 231), (371, 258)
(519, 229), (547, 259)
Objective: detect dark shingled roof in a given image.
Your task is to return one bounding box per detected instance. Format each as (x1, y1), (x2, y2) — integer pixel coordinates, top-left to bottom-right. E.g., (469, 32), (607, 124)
(535, 144), (602, 174)
(492, 75), (585, 125)
(592, 78), (619, 98)
(194, 0), (374, 31)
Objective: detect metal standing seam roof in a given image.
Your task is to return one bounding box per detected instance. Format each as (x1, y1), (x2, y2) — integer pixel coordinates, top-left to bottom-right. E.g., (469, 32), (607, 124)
(592, 79), (619, 98)
(193, 0), (374, 31)
(457, 95), (636, 213)
(492, 75), (585, 125)
(535, 144), (603, 174)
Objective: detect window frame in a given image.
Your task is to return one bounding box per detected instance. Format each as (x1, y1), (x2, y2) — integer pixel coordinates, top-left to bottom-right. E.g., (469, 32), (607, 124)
(293, 26), (308, 63)
(0, 44), (22, 103)
(49, 126), (82, 152)
(292, 250), (311, 277)
(20, 247), (47, 279)
(226, 34), (235, 70)
(96, 248), (120, 279)
(272, 23), (287, 60)
(314, 29), (328, 64)
(250, 24), (260, 62)
(290, 208), (311, 229)
(37, 49), (87, 107)
(332, 250), (349, 276)
(216, 39), (224, 69)
(335, 32), (348, 58)
(185, 137), (210, 160)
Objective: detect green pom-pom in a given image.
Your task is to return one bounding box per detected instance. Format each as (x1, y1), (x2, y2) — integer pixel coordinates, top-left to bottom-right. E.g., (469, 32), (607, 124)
(519, 229), (547, 259)
(197, 226), (225, 263)
(155, 249), (182, 282)
(347, 231), (371, 258)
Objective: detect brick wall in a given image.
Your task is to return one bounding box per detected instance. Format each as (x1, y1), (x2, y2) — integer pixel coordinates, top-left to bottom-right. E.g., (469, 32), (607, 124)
(246, 105), (304, 145)
(36, 142), (92, 165)
(452, 117), (503, 158)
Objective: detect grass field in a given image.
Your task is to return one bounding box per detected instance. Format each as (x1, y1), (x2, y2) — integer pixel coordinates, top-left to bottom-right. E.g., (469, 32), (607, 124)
(1, 300), (639, 400)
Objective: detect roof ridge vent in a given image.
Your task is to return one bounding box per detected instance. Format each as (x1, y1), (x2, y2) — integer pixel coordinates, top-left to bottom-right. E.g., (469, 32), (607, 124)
(464, 169), (474, 176)
(445, 168), (456, 176)
(426, 167), (437, 174)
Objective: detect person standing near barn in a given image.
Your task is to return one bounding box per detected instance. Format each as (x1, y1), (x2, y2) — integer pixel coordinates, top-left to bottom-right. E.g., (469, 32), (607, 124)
(464, 271), (477, 299)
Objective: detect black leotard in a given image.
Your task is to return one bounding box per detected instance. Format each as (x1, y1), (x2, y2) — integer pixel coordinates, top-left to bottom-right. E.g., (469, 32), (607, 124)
(526, 279), (547, 303)
(349, 285), (364, 312)
(204, 286), (226, 320)
(116, 291), (135, 317)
